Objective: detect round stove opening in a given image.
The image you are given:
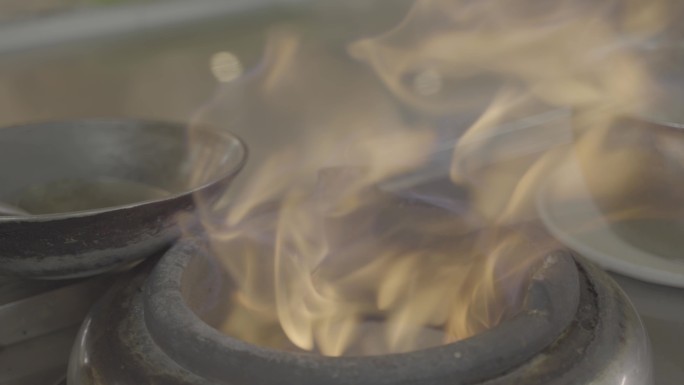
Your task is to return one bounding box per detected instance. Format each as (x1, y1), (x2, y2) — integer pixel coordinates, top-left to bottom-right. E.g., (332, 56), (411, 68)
(176, 237), (567, 358)
(173, 193), (558, 359)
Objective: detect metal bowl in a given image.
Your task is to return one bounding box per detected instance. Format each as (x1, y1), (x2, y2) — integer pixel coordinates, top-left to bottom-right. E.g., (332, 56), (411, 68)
(0, 119), (247, 279)
(0, 274), (114, 385)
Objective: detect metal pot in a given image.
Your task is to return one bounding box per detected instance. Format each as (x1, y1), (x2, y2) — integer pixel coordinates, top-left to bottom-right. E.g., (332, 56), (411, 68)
(0, 119), (247, 279)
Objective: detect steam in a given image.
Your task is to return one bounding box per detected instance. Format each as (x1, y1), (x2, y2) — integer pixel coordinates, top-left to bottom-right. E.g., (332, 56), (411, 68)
(188, 0), (677, 356)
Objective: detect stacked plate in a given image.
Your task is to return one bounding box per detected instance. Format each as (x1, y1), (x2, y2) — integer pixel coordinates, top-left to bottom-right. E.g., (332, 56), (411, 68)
(537, 152), (684, 288)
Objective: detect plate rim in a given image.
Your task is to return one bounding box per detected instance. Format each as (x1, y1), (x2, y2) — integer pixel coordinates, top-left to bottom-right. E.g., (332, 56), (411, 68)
(536, 154), (684, 289)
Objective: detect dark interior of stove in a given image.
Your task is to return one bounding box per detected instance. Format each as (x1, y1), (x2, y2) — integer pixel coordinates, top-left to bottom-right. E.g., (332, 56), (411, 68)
(178, 187), (551, 357)
(0, 121), (243, 215)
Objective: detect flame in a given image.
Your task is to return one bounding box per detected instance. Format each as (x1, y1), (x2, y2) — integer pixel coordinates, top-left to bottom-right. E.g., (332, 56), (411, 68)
(188, 0), (677, 357)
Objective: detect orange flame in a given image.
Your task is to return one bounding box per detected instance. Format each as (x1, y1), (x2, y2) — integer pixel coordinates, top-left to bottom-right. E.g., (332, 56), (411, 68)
(189, 0), (676, 357)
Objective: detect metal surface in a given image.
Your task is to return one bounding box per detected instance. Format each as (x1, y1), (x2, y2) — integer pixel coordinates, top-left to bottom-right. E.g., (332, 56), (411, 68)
(0, 119), (247, 279)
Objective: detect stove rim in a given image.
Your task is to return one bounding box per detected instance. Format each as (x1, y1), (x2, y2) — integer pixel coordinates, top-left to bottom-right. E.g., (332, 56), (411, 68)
(0, 118), (249, 223)
(141, 236), (581, 384)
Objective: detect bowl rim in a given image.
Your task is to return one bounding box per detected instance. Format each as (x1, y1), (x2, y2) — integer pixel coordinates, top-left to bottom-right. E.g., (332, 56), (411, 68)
(0, 118), (248, 223)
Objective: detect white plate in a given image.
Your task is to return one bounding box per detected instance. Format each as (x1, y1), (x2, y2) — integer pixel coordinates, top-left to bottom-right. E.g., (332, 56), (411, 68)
(536, 153), (684, 288)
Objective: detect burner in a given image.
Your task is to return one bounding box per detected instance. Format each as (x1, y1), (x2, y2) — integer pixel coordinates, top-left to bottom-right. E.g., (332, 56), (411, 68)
(0, 119), (247, 279)
(68, 236), (651, 385)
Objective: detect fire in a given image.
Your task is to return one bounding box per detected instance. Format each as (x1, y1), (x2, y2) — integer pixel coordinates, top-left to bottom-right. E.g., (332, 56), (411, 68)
(189, 0), (675, 357)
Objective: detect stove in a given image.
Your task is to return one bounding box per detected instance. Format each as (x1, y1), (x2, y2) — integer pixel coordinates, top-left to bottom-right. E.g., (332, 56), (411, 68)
(67, 196), (651, 385)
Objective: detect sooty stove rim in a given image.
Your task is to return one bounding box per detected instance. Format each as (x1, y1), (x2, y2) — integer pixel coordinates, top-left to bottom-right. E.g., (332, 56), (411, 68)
(69, 233), (648, 385)
(141, 236), (580, 385)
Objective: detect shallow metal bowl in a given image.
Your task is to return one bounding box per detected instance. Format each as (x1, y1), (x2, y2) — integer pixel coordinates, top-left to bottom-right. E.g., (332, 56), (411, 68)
(0, 119), (247, 279)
